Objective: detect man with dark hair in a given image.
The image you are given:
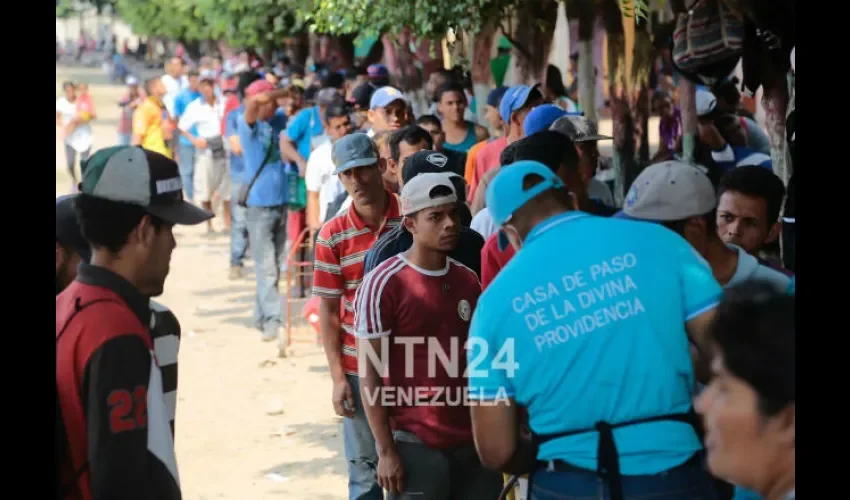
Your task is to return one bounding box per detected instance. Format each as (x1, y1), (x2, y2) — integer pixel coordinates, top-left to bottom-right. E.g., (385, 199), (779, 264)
(468, 160), (721, 499)
(696, 281), (795, 500)
(388, 125), (434, 186)
(415, 115), (466, 177)
(549, 115), (615, 207)
(363, 149), (481, 277)
(56, 147), (212, 500)
(133, 76), (172, 158)
(368, 86), (413, 136)
(475, 131), (618, 288)
(305, 102), (354, 231)
(716, 166), (788, 263)
(355, 173), (502, 499)
(617, 160), (791, 292)
(312, 133), (401, 500)
(436, 82), (488, 155)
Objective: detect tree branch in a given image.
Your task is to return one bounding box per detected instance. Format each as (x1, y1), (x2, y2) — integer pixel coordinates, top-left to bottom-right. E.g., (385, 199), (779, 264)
(498, 16), (533, 61)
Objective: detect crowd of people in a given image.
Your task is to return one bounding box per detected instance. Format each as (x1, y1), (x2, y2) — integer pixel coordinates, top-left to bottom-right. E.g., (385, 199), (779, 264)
(56, 48), (795, 500)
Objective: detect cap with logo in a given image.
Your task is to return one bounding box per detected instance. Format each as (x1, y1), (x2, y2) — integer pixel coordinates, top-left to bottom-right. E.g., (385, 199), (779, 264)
(401, 150), (452, 185)
(56, 194), (91, 262)
(549, 115), (612, 142)
(331, 133), (378, 175)
(400, 172), (458, 216)
(523, 104), (568, 136)
(80, 146), (214, 225)
(370, 86), (409, 110)
(487, 160), (566, 250)
(614, 160), (716, 222)
(499, 84), (541, 124)
(350, 82), (377, 110)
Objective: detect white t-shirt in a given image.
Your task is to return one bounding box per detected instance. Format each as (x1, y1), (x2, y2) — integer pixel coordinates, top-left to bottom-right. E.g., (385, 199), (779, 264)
(56, 97), (93, 153)
(470, 208), (498, 240)
(161, 74), (187, 117)
(305, 141), (346, 222)
(178, 97), (225, 139)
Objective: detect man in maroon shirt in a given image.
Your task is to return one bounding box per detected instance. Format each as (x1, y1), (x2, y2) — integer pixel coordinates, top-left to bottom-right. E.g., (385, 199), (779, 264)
(354, 173), (502, 499)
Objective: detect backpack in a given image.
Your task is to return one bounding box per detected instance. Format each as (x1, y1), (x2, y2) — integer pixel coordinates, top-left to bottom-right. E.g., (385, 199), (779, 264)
(56, 296), (121, 499)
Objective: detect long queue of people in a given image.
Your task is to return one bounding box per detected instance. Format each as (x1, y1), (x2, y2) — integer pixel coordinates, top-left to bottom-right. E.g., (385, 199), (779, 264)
(56, 56), (794, 500)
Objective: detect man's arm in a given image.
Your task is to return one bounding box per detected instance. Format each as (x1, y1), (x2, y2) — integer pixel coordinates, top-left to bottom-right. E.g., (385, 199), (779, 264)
(686, 309), (716, 384)
(130, 107), (147, 146)
(280, 135), (308, 174)
(319, 297), (347, 388)
(83, 334), (154, 499)
(177, 102), (206, 149)
(474, 124), (490, 142)
(243, 88), (289, 126)
(471, 401), (537, 473)
(225, 110), (242, 156)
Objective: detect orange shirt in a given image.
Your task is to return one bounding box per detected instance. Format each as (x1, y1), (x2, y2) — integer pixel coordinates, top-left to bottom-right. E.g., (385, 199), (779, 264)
(132, 97), (172, 158)
(464, 140), (486, 187)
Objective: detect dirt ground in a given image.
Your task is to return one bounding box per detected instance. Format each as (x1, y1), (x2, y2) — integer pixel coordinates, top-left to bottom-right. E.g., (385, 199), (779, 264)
(57, 65), (348, 500)
(55, 64), (662, 500)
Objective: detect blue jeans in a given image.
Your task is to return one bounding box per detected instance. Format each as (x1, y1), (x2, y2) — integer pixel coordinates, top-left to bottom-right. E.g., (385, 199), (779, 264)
(117, 133), (132, 146)
(230, 179), (249, 267)
(245, 206), (287, 336)
(343, 374), (382, 500)
(177, 142), (196, 201)
(530, 456), (718, 500)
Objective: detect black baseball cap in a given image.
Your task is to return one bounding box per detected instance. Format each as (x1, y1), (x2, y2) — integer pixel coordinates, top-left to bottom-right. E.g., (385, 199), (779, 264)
(349, 82), (376, 111)
(56, 194), (91, 262)
(401, 150), (453, 185)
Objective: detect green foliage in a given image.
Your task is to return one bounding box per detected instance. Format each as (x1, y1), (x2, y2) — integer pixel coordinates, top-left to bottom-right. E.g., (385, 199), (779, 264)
(56, 0), (76, 18)
(620, 0), (650, 22)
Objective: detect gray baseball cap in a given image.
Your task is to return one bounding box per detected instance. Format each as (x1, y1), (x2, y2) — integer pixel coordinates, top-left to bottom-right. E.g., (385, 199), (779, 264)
(550, 115), (612, 142)
(331, 133), (378, 175)
(614, 160), (716, 222)
(316, 88), (341, 106)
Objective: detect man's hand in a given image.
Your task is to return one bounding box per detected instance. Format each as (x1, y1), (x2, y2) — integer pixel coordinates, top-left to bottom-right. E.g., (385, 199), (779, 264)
(192, 137), (208, 150)
(377, 448), (405, 494)
(332, 377), (355, 418)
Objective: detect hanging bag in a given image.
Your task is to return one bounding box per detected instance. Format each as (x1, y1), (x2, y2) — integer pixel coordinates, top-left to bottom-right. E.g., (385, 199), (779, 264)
(672, 0), (744, 79)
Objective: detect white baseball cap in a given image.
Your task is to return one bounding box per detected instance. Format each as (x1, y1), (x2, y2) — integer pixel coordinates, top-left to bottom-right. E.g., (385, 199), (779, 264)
(695, 89), (717, 117)
(400, 172), (457, 216)
(615, 160), (716, 222)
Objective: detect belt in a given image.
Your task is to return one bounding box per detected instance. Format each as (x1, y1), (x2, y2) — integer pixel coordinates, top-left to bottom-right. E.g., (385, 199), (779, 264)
(539, 450), (702, 475)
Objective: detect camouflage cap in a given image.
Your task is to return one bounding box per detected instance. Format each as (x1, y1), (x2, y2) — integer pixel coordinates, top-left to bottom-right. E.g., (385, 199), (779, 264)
(549, 115), (613, 142)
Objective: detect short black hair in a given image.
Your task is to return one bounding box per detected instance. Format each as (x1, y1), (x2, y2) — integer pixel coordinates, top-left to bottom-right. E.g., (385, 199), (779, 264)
(712, 76), (741, 107)
(436, 82), (466, 103)
(416, 115), (441, 130)
(75, 194), (165, 254)
(499, 131), (579, 173)
(322, 72), (345, 90)
(389, 125), (434, 164)
(63, 81), (75, 90)
(709, 281), (795, 416)
(324, 102), (350, 122)
(718, 166), (786, 225)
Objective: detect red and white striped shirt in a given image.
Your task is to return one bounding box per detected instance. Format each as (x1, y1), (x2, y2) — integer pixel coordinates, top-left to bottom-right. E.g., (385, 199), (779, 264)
(312, 192), (402, 375)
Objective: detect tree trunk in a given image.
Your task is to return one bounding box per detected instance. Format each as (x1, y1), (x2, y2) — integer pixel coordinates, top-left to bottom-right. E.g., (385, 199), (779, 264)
(513, 0), (559, 83)
(679, 78), (698, 162)
(631, 22), (653, 166)
(471, 24), (497, 122)
(287, 31), (310, 68)
(761, 67), (790, 184)
(575, 0), (597, 122)
(332, 35), (356, 70)
(181, 39), (202, 61)
(602, 0), (633, 203)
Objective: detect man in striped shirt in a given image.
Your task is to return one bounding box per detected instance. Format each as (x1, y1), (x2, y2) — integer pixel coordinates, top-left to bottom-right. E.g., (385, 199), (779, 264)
(312, 133), (401, 500)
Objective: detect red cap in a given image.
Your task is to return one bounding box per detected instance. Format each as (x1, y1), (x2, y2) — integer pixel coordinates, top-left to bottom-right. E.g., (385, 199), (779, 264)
(245, 79), (275, 97)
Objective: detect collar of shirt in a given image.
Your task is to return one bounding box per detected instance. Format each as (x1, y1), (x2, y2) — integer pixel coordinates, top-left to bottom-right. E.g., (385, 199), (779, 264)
(524, 211), (592, 245)
(75, 263), (152, 328)
(346, 191), (401, 233)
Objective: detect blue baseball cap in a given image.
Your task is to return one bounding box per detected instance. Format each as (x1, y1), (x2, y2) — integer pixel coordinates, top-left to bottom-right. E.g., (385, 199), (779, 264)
(523, 104), (568, 136)
(486, 86), (509, 108)
(486, 160), (565, 250)
(331, 133), (378, 175)
(369, 86), (409, 110)
(499, 84), (542, 124)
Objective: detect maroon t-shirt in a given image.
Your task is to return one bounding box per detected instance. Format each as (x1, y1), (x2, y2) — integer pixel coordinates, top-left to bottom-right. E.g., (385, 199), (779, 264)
(354, 254), (481, 449)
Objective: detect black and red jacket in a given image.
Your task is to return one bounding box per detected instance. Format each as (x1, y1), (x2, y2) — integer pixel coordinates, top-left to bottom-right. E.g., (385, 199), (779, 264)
(56, 264), (181, 500)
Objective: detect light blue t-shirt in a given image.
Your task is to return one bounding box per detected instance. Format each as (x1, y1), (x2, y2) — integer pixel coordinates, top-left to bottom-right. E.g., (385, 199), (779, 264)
(467, 212), (722, 475)
(236, 112), (288, 207)
(285, 106), (324, 162)
(173, 89), (201, 146)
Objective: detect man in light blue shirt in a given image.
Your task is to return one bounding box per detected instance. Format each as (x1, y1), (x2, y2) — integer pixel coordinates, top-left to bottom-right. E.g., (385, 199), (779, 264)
(616, 161), (791, 293)
(173, 69), (201, 200)
(468, 160), (722, 499)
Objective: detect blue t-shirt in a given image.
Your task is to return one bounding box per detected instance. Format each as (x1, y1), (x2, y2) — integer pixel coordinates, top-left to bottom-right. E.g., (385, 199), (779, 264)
(467, 212), (722, 475)
(285, 106), (324, 162)
(236, 112), (288, 207)
(173, 89), (201, 146)
(225, 104), (245, 177)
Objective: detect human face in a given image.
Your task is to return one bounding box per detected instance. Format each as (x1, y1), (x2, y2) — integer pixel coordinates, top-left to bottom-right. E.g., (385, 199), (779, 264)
(168, 57), (183, 77)
(368, 100), (408, 132)
(396, 140), (429, 188)
(717, 191), (777, 255)
(426, 73), (447, 99)
(326, 115), (353, 141)
(199, 80), (216, 101)
(695, 352), (795, 492)
(485, 105), (503, 131)
(575, 141), (600, 181)
(188, 75), (200, 92)
(419, 123), (444, 151)
(339, 164), (385, 205)
(137, 217), (177, 297)
(716, 115), (747, 147)
(438, 90), (466, 123)
(152, 78), (167, 99)
(658, 96), (673, 119)
(55, 243), (82, 293)
(408, 203), (460, 252)
(64, 84), (76, 101)
(509, 97), (543, 138)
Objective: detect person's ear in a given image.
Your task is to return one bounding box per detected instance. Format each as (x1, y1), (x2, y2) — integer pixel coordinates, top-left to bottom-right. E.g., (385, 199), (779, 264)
(774, 403), (795, 447)
(135, 215), (158, 249)
(367, 109), (378, 125)
(56, 242), (67, 274)
(766, 220), (782, 244)
(377, 158), (388, 175)
(403, 216), (415, 234)
(684, 216), (708, 242)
